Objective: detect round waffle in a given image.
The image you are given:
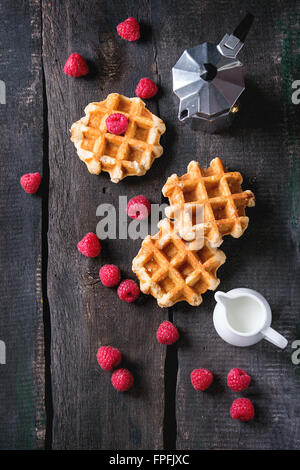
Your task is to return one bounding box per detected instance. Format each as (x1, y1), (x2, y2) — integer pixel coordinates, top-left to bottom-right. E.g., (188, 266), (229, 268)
(132, 219), (226, 308)
(71, 93), (166, 183)
(162, 158), (255, 247)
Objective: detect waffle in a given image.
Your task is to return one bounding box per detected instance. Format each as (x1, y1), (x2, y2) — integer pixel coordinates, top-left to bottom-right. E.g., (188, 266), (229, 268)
(71, 93), (166, 183)
(162, 158), (255, 247)
(132, 218), (226, 308)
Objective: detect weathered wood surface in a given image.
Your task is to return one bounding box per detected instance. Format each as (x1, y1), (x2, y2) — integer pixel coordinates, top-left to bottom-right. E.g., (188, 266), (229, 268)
(153, 0), (300, 450)
(1, 0), (300, 450)
(43, 0), (166, 450)
(0, 0), (45, 449)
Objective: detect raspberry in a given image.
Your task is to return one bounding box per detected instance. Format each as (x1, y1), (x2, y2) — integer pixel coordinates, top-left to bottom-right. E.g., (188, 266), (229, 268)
(99, 264), (121, 287)
(227, 368), (251, 392)
(77, 232), (101, 257)
(190, 368), (213, 391)
(156, 321), (179, 345)
(20, 172), (41, 194)
(96, 346), (122, 371)
(117, 279), (140, 303)
(116, 17), (140, 41)
(105, 113), (128, 135)
(111, 368), (134, 391)
(135, 78), (158, 99)
(230, 398), (255, 422)
(127, 195), (151, 220)
(64, 53), (89, 77)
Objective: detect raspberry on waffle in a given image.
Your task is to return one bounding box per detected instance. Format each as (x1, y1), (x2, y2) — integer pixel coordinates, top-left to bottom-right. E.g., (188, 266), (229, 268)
(162, 158), (255, 247)
(70, 93), (166, 183)
(132, 218), (226, 308)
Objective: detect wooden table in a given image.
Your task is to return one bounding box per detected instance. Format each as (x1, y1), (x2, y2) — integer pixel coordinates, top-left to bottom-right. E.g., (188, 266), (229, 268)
(0, 0), (300, 450)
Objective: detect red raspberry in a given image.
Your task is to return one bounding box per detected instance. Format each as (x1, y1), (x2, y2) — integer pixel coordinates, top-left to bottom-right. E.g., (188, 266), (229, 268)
(135, 78), (158, 99)
(127, 195), (151, 220)
(96, 346), (122, 371)
(105, 113), (128, 135)
(20, 172), (41, 194)
(227, 368), (251, 392)
(64, 53), (89, 77)
(117, 279), (140, 303)
(116, 17), (140, 42)
(230, 398), (255, 422)
(99, 264), (121, 287)
(190, 368), (213, 391)
(111, 368), (134, 392)
(156, 321), (179, 345)
(77, 232), (101, 257)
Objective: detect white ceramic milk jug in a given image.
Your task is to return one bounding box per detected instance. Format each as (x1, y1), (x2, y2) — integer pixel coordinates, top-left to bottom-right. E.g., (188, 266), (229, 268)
(213, 288), (288, 349)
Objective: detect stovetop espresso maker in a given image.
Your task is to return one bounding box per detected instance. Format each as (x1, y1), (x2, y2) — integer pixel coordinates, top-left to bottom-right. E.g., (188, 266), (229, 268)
(172, 14), (254, 133)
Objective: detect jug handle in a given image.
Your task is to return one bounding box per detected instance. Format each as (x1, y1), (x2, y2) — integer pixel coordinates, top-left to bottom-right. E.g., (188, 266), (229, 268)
(261, 326), (288, 349)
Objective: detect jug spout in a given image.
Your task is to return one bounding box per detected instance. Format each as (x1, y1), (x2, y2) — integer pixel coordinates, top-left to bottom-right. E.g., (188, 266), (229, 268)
(214, 291), (233, 309)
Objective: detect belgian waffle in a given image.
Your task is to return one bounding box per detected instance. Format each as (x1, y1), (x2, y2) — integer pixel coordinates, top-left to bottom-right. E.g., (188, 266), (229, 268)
(71, 93), (166, 183)
(132, 218), (226, 308)
(162, 158), (255, 247)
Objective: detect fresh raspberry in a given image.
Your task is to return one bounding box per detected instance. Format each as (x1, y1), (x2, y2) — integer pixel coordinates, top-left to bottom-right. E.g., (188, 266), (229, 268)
(227, 368), (251, 392)
(127, 195), (151, 220)
(20, 172), (41, 194)
(157, 321), (179, 345)
(64, 53), (89, 77)
(99, 264), (121, 287)
(77, 232), (101, 257)
(111, 368), (134, 391)
(116, 17), (140, 42)
(230, 398), (255, 422)
(117, 279), (140, 303)
(190, 368), (213, 391)
(105, 113), (128, 135)
(96, 346), (122, 371)
(135, 78), (158, 99)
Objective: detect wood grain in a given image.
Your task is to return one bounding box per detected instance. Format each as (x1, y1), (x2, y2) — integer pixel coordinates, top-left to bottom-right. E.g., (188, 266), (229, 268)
(42, 0), (167, 450)
(1, 0), (299, 450)
(0, 0), (45, 449)
(152, 0), (300, 449)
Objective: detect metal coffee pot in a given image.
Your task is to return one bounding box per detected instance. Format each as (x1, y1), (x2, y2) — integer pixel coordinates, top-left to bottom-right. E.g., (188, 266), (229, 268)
(172, 14), (254, 133)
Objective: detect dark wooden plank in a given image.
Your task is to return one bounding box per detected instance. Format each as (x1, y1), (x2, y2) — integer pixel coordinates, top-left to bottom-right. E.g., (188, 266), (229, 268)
(43, 0), (166, 449)
(0, 0), (45, 449)
(152, 0), (300, 449)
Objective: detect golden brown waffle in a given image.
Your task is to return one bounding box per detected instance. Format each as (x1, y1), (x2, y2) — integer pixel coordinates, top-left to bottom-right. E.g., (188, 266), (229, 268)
(162, 158), (255, 247)
(71, 93), (166, 183)
(132, 218), (226, 308)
